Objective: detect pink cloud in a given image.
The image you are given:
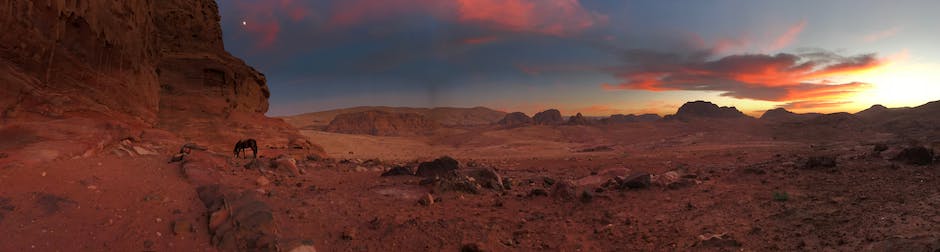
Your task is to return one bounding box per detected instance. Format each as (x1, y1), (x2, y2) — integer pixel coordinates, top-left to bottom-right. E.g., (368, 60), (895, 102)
(233, 0), (313, 48)
(863, 27), (901, 43)
(766, 20), (806, 52)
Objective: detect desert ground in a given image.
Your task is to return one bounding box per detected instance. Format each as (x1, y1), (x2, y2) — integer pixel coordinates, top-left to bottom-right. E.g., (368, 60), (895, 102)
(3, 104), (938, 251)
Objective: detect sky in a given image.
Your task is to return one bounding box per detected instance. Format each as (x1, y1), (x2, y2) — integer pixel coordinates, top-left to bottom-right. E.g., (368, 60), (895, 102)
(217, 0), (940, 117)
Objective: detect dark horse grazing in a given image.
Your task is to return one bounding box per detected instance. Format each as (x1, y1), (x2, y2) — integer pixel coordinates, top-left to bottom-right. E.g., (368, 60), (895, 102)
(234, 139), (258, 158)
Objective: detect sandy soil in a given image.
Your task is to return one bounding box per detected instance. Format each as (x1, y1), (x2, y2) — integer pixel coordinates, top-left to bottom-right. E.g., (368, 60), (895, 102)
(1, 121), (938, 251)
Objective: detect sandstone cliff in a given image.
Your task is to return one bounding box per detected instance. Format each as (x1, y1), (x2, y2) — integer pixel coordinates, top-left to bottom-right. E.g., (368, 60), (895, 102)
(325, 110), (441, 136)
(0, 0), (322, 167)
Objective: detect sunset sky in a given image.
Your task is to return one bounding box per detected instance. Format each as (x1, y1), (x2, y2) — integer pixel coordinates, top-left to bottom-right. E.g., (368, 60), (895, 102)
(217, 0), (940, 116)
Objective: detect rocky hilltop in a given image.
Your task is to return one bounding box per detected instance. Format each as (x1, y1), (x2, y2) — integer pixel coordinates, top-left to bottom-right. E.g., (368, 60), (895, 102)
(325, 110), (440, 136)
(533, 109), (564, 125)
(0, 0), (322, 166)
(497, 112), (533, 128)
(666, 101), (750, 120)
(602, 113), (661, 123)
(283, 106), (505, 129)
(760, 108), (821, 122)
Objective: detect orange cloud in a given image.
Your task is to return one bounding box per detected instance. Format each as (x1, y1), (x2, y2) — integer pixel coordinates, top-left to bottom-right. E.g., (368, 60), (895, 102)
(766, 20), (806, 52)
(604, 49), (886, 104)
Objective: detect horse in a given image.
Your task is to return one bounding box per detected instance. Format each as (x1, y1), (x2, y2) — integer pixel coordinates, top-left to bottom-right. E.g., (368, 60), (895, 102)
(233, 139), (258, 158)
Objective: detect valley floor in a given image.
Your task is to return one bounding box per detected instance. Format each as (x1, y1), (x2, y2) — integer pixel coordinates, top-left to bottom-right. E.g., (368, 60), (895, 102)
(1, 123), (938, 251)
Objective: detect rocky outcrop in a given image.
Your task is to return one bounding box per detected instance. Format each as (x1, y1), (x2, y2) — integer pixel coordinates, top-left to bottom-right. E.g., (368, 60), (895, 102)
(497, 112), (533, 128)
(666, 101), (750, 120)
(283, 106), (506, 129)
(325, 110), (440, 136)
(602, 113), (661, 123)
(567, 113), (591, 125)
(760, 108), (820, 122)
(0, 1), (325, 165)
(533, 109), (564, 125)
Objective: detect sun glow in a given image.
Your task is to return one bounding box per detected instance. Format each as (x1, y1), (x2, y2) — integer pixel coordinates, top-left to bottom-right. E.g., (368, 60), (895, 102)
(852, 61), (940, 110)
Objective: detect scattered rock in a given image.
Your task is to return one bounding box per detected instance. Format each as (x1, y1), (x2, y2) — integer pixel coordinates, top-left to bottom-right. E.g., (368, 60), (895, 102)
(654, 171), (695, 189)
(132, 146), (158, 156)
(460, 243), (486, 252)
(502, 178), (513, 190)
(873, 143), (889, 153)
(576, 145), (614, 152)
(542, 177), (556, 186)
(197, 185), (279, 251)
(341, 228), (356, 240)
(256, 176), (271, 186)
(803, 156), (837, 169)
(415, 156), (459, 177)
(695, 233), (741, 248)
(422, 175), (482, 194)
(579, 190), (594, 203)
(550, 180), (577, 200)
(381, 165), (414, 176)
(172, 220), (194, 236)
(353, 166), (368, 172)
(529, 188), (549, 197)
(280, 238), (318, 252)
(287, 244), (318, 252)
(465, 168), (504, 190)
(418, 193), (435, 206)
(274, 155), (301, 176)
(621, 172), (651, 189)
(892, 146), (934, 165)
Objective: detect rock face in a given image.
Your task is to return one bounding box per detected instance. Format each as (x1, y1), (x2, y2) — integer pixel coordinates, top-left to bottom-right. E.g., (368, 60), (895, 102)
(567, 113), (591, 125)
(533, 109), (564, 125)
(324, 110), (440, 136)
(0, 0), (325, 162)
(668, 101), (749, 120)
(497, 112), (533, 128)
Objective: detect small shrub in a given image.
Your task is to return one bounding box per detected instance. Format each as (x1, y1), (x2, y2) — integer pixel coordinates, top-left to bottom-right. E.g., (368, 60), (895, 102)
(772, 191), (789, 202)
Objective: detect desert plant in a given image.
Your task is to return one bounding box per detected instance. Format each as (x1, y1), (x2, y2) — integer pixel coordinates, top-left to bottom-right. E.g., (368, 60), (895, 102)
(773, 191), (789, 202)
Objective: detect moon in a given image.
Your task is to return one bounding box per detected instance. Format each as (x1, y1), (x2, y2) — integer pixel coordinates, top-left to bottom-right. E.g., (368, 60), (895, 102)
(241, 21), (247, 26)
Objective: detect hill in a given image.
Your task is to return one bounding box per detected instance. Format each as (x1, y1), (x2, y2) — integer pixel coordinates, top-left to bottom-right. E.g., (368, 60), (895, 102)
(282, 106), (505, 129)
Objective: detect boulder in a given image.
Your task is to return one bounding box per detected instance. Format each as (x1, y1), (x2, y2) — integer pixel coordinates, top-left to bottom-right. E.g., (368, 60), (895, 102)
(621, 172), (651, 189)
(550, 180), (577, 200)
(381, 165), (414, 176)
(893, 146), (934, 165)
(196, 185), (279, 251)
(415, 156), (459, 177)
(804, 156), (837, 169)
(465, 168), (504, 190)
